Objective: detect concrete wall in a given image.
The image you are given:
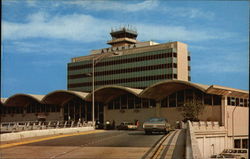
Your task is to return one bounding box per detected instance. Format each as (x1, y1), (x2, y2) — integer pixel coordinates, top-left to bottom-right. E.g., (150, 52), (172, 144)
(176, 42), (189, 81)
(191, 121), (228, 158)
(104, 105), (222, 128)
(196, 135), (227, 158)
(104, 107), (157, 128)
(159, 107), (183, 126)
(226, 106), (249, 136)
(0, 127), (94, 142)
(198, 105), (221, 123)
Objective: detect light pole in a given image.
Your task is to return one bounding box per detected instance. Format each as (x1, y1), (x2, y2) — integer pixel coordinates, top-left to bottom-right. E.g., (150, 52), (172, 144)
(91, 51), (120, 127)
(92, 58), (95, 127)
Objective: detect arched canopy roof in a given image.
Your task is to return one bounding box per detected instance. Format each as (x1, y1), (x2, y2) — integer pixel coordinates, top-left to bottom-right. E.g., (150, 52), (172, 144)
(206, 85), (249, 98)
(85, 85), (142, 103)
(42, 90), (88, 106)
(140, 80), (209, 101)
(4, 94), (44, 107)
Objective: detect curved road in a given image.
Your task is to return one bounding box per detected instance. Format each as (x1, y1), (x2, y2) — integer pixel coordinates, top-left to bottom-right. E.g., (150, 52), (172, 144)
(1, 130), (166, 159)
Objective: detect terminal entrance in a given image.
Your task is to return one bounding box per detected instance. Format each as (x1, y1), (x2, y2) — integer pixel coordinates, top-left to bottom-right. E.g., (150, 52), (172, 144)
(63, 97), (103, 123)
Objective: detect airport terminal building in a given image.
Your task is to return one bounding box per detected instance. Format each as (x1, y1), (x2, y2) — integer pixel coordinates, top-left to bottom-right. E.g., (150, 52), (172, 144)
(1, 27), (248, 150)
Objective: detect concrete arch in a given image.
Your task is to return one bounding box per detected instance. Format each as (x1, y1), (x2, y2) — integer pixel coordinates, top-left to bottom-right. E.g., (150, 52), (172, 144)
(42, 90), (88, 106)
(140, 80), (210, 101)
(4, 94), (44, 107)
(85, 85), (143, 103)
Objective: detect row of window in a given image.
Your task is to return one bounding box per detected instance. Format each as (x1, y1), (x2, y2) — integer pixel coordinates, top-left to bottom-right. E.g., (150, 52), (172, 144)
(108, 94), (156, 110)
(68, 52), (178, 71)
(0, 104), (60, 115)
(227, 97), (249, 107)
(26, 104), (60, 113)
(68, 63), (178, 79)
(161, 89), (222, 107)
(68, 74), (178, 88)
(234, 139), (248, 149)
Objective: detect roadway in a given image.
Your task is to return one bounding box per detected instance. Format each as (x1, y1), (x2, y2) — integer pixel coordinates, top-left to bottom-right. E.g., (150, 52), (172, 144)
(0, 129), (185, 159)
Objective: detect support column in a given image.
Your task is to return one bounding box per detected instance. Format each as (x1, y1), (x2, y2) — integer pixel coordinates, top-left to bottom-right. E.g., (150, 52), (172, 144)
(103, 104), (108, 122)
(85, 103), (88, 122)
(221, 96), (227, 127)
(60, 106), (64, 121)
(155, 101), (161, 117)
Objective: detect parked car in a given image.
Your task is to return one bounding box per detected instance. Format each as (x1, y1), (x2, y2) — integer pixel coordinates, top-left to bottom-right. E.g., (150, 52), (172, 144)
(210, 154), (235, 158)
(116, 122), (137, 130)
(104, 120), (114, 130)
(95, 120), (104, 129)
(220, 149), (248, 159)
(143, 117), (171, 134)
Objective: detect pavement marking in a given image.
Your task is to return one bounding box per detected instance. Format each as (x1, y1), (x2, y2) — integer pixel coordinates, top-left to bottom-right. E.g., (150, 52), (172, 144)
(0, 130), (105, 149)
(149, 131), (176, 159)
(164, 129), (181, 159)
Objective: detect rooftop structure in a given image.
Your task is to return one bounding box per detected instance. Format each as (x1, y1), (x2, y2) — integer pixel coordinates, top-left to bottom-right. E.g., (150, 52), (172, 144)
(107, 27), (138, 47)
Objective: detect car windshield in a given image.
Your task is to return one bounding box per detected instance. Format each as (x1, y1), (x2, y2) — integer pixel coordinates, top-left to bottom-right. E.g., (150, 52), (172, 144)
(147, 118), (165, 122)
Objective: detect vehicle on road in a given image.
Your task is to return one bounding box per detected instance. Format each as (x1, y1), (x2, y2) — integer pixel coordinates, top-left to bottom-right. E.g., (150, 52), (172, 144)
(220, 149), (248, 159)
(143, 117), (171, 134)
(210, 154), (235, 158)
(116, 122), (137, 130)
(95, 120), (104, 129)
(104, 120), (114, 130)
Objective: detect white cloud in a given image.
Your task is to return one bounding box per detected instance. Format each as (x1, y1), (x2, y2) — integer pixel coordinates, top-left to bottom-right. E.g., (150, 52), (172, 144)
(64, 0), (214, 20)
(165, 7), (215, 20)
(3, 41), (89, 55)
(26, 0), (37, 7)
(64, 0), (158, 12)
(2, 12), (236, 43)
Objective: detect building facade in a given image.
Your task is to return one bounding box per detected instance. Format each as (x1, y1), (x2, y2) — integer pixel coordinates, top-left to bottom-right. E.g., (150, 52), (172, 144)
(1, 27), (248, 151)
(67, 27), (190, 92)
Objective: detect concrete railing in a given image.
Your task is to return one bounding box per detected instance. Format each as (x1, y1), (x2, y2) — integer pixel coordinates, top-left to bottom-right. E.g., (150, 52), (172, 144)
(0, 126), (94, 142)
(191, 121), (225, 131)
(185, 120), (203, 159)
(0, 121), (94, 133)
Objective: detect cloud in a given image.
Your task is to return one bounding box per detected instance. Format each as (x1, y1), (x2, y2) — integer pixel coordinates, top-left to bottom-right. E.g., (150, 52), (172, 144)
(64, 0), (214, 20)
(64, 0), (158, 12)
(3, 40), (90, 55)
(163, 7), (215, 20)
(136, 24), (234, 42)
(26, 0), (37, 7)
(3, 12), (236, 43)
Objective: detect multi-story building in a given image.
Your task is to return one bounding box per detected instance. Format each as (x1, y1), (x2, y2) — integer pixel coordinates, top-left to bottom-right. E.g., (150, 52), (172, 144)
(1, 27), (248, 156)
(67, 27), (191, 92)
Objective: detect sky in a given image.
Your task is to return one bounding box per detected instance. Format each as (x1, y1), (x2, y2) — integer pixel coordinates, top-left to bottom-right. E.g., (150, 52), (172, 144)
(1, 0), (249, 98)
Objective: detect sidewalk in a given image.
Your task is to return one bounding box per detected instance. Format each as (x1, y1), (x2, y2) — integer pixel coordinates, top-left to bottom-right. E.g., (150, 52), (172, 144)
(161, 129), (186, 159)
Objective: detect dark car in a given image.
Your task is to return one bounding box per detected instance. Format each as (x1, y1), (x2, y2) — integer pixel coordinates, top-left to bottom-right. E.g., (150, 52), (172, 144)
(116, 122), (137, 130)
(95, 120), (104, 129)
(104, 120), (115, 130)
(143, 117), (171, 134)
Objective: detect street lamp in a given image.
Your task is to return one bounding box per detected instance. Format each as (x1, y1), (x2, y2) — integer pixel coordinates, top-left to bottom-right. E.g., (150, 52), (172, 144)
(90, 51), (121, 127)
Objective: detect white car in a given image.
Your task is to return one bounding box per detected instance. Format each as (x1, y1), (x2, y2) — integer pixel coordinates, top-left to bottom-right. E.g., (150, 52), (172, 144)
(117, 122), (137, 130)
(143, 117), (171, 134)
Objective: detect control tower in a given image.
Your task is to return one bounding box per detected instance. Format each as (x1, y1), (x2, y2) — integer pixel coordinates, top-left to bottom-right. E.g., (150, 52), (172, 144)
(107, 27), (138, 47)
